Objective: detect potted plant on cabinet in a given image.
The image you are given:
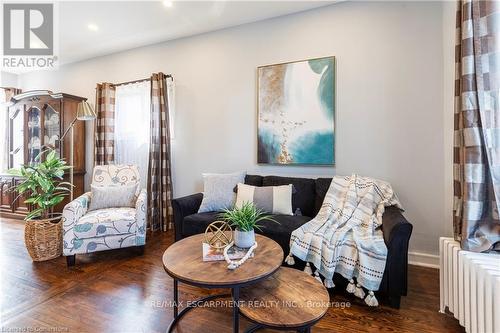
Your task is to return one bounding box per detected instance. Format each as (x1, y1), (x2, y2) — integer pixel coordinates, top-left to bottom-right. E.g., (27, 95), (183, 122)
(220, 202), (277, 248)
(9, 149), (72, 261)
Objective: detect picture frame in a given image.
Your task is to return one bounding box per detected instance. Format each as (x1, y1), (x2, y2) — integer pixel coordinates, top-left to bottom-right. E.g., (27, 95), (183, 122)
(257, 56), (336, 165)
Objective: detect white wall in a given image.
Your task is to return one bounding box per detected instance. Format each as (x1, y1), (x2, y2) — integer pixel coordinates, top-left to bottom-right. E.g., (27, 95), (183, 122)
(17, 1), (455, 259)
(442, 0), (456, 254)
(1, 71), (19, 87)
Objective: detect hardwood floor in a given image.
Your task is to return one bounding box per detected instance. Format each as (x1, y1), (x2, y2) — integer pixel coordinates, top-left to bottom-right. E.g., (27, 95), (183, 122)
(0, 217), (463, 333)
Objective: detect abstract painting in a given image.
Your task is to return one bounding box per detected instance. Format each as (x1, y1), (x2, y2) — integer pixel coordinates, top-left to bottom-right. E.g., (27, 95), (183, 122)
(257, 56), (335, 165)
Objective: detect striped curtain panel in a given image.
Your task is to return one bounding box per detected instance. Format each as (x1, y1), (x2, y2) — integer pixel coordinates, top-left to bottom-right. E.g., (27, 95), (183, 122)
(95, 83), (116, 165)
(453, 0), (500, 252)
(148, 73), (173, 232)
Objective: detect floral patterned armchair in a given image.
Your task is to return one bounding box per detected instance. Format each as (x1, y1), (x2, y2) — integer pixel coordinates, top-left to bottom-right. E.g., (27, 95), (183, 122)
(62, 165), (147, 266)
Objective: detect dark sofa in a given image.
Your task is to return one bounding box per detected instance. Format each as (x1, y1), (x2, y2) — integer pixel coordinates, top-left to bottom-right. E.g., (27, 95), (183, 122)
(172, 175), (413, 308)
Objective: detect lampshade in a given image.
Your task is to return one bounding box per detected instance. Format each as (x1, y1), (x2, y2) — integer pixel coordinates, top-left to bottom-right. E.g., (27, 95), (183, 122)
(76, 101), (96, 121)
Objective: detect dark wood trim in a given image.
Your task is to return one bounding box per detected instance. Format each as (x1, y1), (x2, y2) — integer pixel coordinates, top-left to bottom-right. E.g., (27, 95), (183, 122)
(0, 211), (27, 219)
(10, 90), (86, 103)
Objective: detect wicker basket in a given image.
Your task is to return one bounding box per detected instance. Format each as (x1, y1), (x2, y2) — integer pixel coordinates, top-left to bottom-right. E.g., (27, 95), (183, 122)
(24, 214), (63, 261)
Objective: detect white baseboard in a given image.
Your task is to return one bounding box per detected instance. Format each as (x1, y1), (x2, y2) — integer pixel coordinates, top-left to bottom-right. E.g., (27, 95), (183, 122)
(408, 251), (439, 269)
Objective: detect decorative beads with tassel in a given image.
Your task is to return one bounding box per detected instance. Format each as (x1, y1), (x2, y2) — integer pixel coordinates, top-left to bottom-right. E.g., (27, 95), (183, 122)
(303, 262), (313, 275)
(324, 278), (335, 289)
(364, 291), (379, 307)
(353, 283), (365, 299)
(314, 270), (322, 283)
(223, 241), (258, 270)
(346, 279), (356, 294)
(285, 253), (295, 265)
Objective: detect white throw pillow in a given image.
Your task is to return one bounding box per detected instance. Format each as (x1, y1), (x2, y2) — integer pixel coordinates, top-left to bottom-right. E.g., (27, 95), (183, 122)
(88, 183), (138, 211)
(198, 172), (246, 213)
(235, 183), (293, 215)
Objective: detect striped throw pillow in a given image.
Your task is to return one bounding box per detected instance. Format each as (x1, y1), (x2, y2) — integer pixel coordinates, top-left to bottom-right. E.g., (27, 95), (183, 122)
(235, 183), (293, 215)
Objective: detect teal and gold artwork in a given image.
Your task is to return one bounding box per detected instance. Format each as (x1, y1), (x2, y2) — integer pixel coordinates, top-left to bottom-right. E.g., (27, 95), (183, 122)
(257, 56), (335, 165)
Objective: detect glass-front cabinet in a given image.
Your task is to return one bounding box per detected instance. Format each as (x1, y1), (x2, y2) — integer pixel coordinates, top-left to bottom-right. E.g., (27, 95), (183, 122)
(1, 90), (87, 219)
(23, 103), (61, 166)
(26, 106), (42, 165)
(43, 104), (60, 156)
(8, 103), (24, 170)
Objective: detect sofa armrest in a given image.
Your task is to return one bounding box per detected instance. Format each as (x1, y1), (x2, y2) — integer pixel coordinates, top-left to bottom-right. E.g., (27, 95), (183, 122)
(382, 206), (413, 247)
(62, 192), (91, 255)
(381, 206), (413, 300)
(135, 189), (147, 245)
(172, 193), (203, 241)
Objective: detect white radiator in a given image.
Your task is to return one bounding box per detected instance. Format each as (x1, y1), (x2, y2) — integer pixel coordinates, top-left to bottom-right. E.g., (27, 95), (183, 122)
(439, 237), (500, 333)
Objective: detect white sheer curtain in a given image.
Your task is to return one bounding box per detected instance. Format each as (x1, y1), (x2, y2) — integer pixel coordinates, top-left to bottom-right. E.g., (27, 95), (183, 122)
(166, 77), (175, 139)
(0, 89), (7, 172)
(115, 81), (151, 188)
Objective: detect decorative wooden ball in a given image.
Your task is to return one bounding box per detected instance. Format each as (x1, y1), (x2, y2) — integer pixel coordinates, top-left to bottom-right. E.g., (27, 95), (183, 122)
(204, 221), (233, 250)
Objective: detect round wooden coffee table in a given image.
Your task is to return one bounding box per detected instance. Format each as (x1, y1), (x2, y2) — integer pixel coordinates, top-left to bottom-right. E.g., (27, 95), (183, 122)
(239, 267), (330, 333)
(162, 233), (283, 333)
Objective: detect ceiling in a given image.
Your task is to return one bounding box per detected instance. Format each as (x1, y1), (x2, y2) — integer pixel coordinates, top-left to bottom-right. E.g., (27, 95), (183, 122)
(58, 1), (336, 65)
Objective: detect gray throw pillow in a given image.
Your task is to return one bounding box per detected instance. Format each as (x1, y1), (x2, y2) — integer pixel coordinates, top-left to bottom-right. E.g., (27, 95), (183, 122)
(88, 183), (138, 211)
(235, 183), (293, 215)
(198, 171), (246, 213)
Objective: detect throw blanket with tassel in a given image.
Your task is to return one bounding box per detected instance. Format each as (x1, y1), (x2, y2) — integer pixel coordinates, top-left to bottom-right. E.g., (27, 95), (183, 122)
(285, 174), (402, 306)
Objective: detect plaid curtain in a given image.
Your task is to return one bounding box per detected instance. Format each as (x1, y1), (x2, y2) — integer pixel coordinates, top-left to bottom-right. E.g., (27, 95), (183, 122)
(453, 0), (500, 252)
(147, 73), (173, 231)
(95, 83), (116, 165)
(1, 88), (21, 171)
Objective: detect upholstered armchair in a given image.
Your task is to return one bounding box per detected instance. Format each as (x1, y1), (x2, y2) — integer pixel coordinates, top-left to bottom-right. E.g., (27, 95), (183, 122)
(62, 165), (147, 266)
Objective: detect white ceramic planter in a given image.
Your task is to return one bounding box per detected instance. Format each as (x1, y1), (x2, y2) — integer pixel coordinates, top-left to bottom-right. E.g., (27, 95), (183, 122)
(234, 229), (255, 248)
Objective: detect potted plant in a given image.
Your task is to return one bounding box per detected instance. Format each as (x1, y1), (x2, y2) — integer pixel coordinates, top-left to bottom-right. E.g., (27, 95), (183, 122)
(9, 149), (72, 261)
(219, 202), (277, 248)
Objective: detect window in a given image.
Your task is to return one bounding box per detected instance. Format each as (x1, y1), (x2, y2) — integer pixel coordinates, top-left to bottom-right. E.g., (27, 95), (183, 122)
(114, 77), (175, 188)
(114, 81), (151, 188)
(166, 77), (175, 139)
(0, 88), (7, 172)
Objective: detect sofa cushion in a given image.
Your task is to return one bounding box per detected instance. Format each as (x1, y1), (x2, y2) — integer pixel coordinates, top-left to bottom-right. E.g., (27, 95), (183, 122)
(75, 207), (137, 239)
(314, 178), (333, 215)
(262, 176), (316, 217)
(88, 183), (137, 211)
(198, 171), (246, 213)
(182, 212), (311, 255)
(245, 174), (263, 186)
(258, 214), (312, 254)
(235, 183), (293, 215)
(183, 212), (221, 237)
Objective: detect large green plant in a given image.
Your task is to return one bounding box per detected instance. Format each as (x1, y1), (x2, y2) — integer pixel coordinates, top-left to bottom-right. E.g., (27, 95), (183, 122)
(9, 149), (72, 220)
(219, 202), (278, 232)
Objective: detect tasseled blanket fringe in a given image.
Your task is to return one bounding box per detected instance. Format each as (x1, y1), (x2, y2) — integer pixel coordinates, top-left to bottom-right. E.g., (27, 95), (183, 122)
(285, 252), (295, 265)
(324, 278), (335, 288)
(314, 270), (322, 283)
(346, 279), (356, 293)
(354, 283), (365, 299)
(293, 260), (380, 307)
(364, 291), (379, 307)
(348, 279), (379, 307)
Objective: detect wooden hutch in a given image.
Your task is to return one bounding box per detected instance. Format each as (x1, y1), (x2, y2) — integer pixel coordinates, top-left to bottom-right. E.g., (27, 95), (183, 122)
(0, 90), (87, 219)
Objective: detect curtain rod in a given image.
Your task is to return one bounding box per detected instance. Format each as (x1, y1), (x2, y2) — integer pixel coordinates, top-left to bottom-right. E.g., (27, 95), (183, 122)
(111, 74), (173, 87)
